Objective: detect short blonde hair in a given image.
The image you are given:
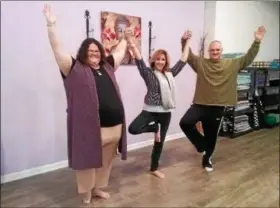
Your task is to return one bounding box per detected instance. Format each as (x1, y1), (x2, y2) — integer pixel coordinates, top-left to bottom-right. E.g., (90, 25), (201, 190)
(149, 49), (171, 72)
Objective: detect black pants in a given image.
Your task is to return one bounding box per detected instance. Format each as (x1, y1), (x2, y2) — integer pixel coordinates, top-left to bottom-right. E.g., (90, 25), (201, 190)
(179, 104), (225, 159)
(128, 110), (171, 171)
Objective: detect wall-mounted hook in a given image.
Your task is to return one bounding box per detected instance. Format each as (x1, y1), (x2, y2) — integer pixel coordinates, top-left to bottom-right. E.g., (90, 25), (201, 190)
(148, 21), (153, 28)
(89, 24), (94, 37)
(85, 10), (94, 38)
(148, 21), (155, 60)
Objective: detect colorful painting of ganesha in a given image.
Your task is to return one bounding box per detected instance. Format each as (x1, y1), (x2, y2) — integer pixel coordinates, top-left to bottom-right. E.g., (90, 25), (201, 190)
(101, 11), (141, 65)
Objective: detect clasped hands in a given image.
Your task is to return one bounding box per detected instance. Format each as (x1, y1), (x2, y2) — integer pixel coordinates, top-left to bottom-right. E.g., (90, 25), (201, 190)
(122, 27), (135, 46)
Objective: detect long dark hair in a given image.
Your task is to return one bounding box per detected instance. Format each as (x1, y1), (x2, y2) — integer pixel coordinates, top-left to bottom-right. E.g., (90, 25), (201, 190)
(76, 38), (106, 65)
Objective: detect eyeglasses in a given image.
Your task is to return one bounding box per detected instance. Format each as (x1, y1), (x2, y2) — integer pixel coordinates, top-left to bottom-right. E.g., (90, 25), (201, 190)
(88, 50), (100, 54)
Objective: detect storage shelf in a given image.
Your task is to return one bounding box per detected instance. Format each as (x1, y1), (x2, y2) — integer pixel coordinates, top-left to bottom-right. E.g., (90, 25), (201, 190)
(247, 67), (280, 71)
(234, 107), (254, 116)
(265, 104), (279, 110)
(220, 70), (254, 138)
(230, 128), (254, 139)
(220, 65), (279, 138)
(237, 88), (251, 92)
(253, 67), (280, 129)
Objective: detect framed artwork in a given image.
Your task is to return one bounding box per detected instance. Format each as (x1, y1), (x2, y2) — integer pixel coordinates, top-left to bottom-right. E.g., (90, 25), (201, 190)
(101, 11), (142, 65)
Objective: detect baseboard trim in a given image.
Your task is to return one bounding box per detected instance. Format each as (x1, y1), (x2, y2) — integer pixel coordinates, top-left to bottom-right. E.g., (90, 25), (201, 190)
(1, 160), (69, 184)
(1, 132), (185, 184)
(127, 132), (184, 151)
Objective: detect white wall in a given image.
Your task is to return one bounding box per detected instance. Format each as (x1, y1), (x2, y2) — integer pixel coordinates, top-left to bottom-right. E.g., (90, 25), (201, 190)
(214, 1), (279, 61)
(203, 1), (217, 58)
(2, 0), (278, 183)
(1, 1), (205, 179)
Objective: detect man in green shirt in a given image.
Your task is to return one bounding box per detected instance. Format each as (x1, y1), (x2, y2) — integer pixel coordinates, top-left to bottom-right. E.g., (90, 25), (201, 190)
(180, 26), (266, 172)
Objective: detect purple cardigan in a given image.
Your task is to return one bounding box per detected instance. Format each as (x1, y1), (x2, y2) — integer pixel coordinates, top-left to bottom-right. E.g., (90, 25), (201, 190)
(63, 60), (127, 170)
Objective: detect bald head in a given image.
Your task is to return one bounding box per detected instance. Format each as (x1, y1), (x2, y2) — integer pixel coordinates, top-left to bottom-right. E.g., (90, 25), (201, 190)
(209, 40), (223, 50)
(208, 40), (223, 62)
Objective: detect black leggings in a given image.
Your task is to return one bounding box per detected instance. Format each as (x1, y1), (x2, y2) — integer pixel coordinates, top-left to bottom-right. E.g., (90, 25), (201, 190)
(128, 110), (171, 171)
(179, 104), (225, 159)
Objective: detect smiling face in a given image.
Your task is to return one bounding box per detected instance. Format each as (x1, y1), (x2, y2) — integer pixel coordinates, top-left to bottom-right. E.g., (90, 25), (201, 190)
(87, 43), (101, 67)
(150, 49), (170, 72)
(154, 53), (166, 71)
(76, 38), (106, 68)
(208, 41), (223, 62)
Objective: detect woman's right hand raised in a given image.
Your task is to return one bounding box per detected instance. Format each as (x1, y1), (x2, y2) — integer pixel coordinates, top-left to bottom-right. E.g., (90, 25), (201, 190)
(124, 27), (134, 44)
(43, 4), (56, 25)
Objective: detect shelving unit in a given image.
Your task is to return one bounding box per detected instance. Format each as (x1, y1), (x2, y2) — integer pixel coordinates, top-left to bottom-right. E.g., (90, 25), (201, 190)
(251, 67), (280, 128)
(220, 70), (255, 138)
(220, 66), (280, 138)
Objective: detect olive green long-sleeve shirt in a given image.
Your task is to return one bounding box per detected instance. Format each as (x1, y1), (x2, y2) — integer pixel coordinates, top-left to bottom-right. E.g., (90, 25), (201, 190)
(181, 39), (260, 106)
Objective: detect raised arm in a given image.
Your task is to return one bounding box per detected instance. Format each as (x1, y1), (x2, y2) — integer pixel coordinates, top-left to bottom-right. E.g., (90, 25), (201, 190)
(181, 30), (200, 72)
(180, 30), (191, 63)
(170, 31), (192, 77)
(234, 26), (265, 71)
(43, 4), (72, 76)
(110, 37), (128, 70)
(125, 28), (142, 61)
(124, 28), (153, 77)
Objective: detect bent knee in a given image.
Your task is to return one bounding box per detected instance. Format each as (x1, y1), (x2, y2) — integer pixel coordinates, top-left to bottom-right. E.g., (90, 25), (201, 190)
(179, 118), (195, 130)
(128, 124), (139, 135)
(179, 118), (187, 128)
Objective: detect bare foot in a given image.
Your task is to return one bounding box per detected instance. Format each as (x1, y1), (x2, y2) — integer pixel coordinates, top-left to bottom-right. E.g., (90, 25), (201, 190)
(150, 170), (165, 179)
(81, 191), (92, 204)
(93, 189), (111, 199)
(154, 131), (160, 142)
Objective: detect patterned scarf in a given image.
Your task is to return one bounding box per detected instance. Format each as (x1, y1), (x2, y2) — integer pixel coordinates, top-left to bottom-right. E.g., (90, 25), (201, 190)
(153, 70), (176, 110)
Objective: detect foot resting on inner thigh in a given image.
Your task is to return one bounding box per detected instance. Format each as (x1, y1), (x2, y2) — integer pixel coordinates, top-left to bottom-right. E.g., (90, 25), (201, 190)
(154, 124), (161, 142)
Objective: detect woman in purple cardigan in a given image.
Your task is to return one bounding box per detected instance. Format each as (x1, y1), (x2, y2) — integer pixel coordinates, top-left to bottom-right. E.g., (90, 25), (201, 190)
(43, 4), (128, 204)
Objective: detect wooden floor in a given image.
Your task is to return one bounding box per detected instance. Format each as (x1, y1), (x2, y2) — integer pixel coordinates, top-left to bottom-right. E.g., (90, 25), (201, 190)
(1, 128), (279, 207)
